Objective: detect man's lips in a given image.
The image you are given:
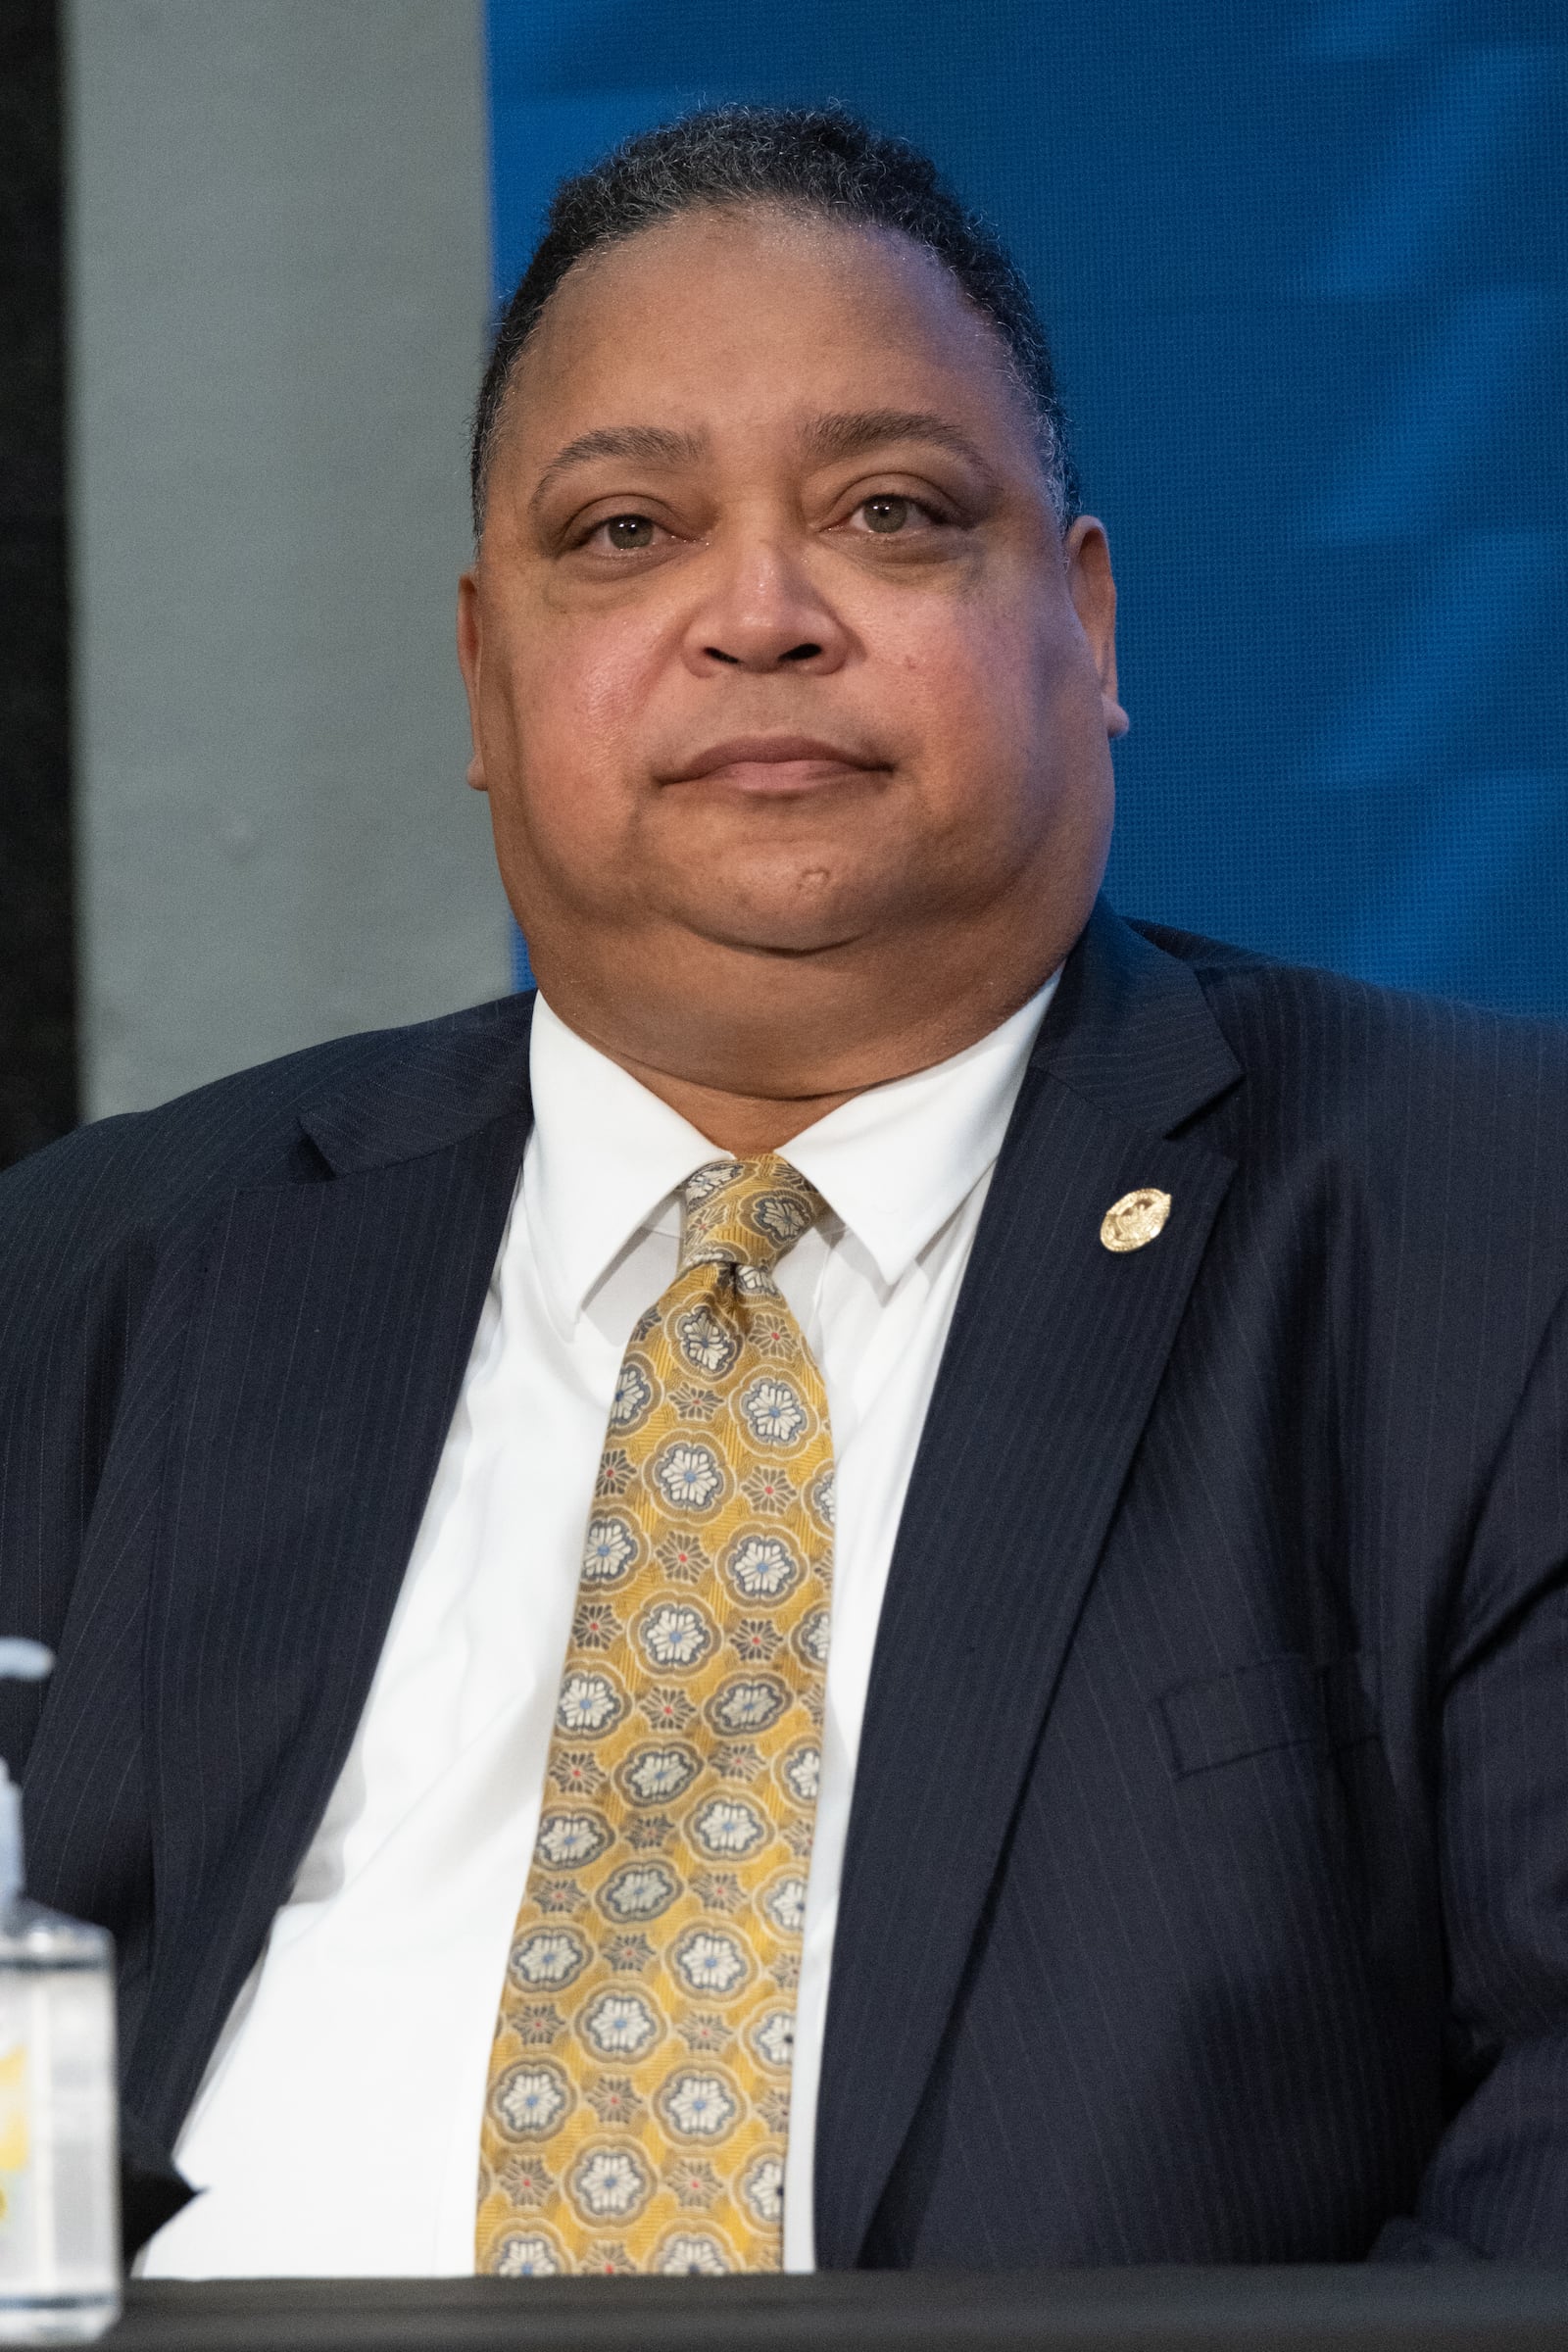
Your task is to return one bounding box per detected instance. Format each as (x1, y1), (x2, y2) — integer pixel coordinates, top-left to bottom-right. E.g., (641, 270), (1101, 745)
(662, 735), (889, 790)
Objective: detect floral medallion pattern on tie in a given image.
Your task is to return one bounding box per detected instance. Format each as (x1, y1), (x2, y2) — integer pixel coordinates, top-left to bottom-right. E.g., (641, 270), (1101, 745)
(477, 1155), (834, 2277)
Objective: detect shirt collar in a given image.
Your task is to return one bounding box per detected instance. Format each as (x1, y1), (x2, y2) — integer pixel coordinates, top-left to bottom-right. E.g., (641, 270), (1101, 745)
(525, 973), (1057, 1328)
(781, 974), (1056, 1286)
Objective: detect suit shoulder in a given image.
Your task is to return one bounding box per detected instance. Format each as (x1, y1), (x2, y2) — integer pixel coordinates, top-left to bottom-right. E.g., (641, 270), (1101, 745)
(0, 996), (529, 1278)
(1133, 920), (1568, 1145)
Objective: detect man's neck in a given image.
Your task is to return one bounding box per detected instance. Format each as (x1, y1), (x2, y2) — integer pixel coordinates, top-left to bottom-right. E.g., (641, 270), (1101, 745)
(535, 973), (1061, 1158)
(582, 1052), (862, 1156)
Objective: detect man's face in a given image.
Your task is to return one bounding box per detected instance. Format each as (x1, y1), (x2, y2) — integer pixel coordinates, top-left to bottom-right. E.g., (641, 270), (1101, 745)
(459, 203), (1123, 1080)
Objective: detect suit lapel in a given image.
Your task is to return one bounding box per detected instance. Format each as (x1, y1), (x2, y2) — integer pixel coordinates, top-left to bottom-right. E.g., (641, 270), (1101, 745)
(814, 906), (1242, 2265)
(129, 1004), (535, 2144)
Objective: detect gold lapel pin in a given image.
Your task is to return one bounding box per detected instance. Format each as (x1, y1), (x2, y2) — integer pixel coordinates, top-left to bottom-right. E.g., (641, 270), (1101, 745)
(1101, 1188), (1171, 1252)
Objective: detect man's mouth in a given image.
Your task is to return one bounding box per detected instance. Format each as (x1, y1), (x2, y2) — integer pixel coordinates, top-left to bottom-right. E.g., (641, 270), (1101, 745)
(662, 735), (891, 793)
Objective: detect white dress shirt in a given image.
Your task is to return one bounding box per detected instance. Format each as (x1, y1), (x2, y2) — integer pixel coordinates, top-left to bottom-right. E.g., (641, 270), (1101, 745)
(142, 975), (1055, 2278)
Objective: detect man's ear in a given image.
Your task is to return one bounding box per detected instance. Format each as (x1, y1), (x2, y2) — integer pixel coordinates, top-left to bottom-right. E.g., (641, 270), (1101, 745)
(1064, 516), (1129, 740)
(456, 568), (488, 791)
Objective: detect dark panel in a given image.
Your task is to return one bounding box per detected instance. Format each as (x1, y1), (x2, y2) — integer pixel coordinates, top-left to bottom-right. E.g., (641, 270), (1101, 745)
(0, 0), (75, 1167)
(101, 2265), (1568, 2349)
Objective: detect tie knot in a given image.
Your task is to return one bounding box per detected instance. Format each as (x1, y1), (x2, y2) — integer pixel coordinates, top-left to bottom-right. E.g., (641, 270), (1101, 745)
(677, 1154), (826, 1284)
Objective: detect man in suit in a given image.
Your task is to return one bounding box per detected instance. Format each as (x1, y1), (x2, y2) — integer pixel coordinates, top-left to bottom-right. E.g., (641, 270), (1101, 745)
(4, 104), (1568, 2273)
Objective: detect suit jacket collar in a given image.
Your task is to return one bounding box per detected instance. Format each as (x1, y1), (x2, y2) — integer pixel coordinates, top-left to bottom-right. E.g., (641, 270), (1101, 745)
(814, 898), (1244, 2264)
(1032, 895), (1242, 1127)
(291, 898), (1239, 1178)
(297, 992), (536, 1176)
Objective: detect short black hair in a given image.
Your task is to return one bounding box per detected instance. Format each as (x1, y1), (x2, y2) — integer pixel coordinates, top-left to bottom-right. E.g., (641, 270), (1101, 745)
(469, 103), (1079, 538)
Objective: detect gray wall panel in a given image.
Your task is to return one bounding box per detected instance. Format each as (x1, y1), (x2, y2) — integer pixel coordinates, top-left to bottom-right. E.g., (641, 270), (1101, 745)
(68, 0), (506, 1119)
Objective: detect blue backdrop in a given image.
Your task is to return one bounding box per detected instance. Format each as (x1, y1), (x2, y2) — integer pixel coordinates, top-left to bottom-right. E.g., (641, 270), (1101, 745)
(485, 0), (1567, 1013)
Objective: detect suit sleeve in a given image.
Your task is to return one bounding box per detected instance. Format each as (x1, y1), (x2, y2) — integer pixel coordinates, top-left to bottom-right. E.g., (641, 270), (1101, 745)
(1382, 1280), (1568, 2257)
(0, 1127), (208, 2246)
(0, 1120), (149, 1776)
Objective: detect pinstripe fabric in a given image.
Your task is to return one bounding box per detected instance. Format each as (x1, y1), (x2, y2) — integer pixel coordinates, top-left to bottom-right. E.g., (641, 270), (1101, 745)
(7, 904), (1568, 2264)
(0, 998), (535, 2167)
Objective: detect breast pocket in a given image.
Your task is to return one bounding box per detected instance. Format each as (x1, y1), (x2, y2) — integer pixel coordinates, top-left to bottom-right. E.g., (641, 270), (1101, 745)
(1155, 1651), (1377, 1781)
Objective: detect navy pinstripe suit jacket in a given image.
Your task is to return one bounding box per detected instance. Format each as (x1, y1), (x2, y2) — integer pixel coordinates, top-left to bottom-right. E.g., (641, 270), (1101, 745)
(4, 900), (1568, 2266)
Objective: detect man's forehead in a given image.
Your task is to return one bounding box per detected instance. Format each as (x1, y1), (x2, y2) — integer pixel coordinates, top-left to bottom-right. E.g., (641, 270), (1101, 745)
(507, 209), (1033, 448)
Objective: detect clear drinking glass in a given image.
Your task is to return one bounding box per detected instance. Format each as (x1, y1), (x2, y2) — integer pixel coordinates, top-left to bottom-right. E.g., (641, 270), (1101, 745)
(0, 1901), (120, 2344)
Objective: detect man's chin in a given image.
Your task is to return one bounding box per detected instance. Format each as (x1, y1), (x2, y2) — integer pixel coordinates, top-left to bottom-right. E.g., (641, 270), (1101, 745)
(672, 902), (880, 961)
(646, 858), (919, 962)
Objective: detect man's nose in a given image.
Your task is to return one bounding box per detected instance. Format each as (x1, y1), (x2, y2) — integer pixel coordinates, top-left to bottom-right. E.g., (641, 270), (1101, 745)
(681, 533), (851, 674)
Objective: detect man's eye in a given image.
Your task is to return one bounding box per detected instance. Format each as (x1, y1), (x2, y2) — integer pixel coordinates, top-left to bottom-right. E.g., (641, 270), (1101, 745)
(852, 495), (944, 537)
(593, 514), (658, 552)
(860, 496), (911, 535)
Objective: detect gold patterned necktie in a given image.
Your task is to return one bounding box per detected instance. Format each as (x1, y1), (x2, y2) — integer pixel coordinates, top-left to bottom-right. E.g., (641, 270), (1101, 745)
(476, 1154), (835, 2278)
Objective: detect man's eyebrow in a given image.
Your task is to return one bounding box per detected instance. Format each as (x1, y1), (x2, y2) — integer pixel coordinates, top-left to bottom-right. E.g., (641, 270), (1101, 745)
(799, 409), (993, 471)
(530, 424), (708, 508)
